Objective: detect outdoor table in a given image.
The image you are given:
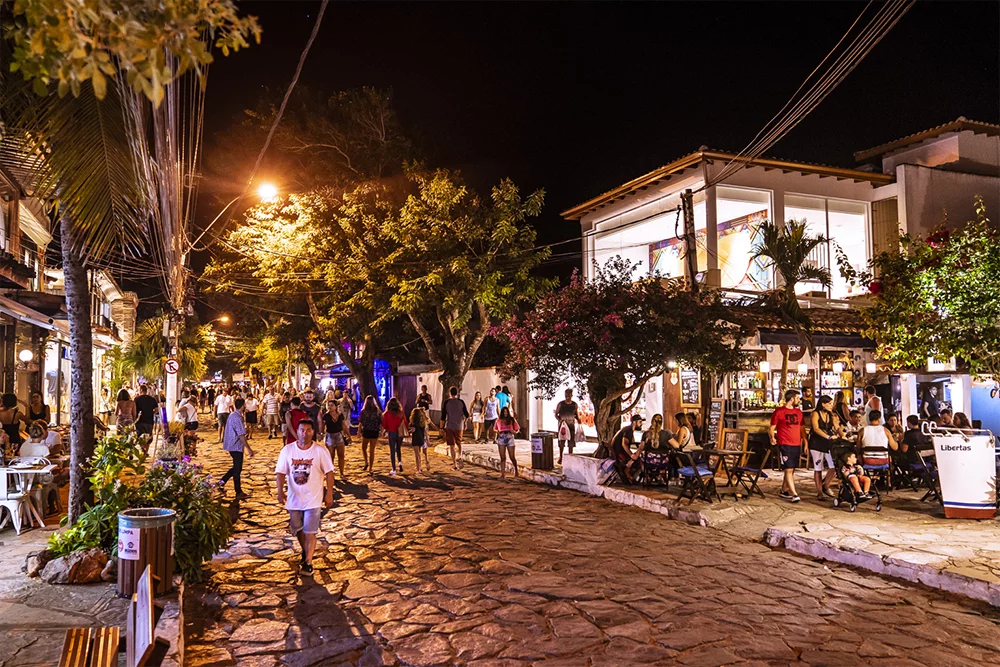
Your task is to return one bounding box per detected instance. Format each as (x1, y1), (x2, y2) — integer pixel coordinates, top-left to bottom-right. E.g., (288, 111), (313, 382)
(0, 463), (56, 528)
(699, 449), (745, 498)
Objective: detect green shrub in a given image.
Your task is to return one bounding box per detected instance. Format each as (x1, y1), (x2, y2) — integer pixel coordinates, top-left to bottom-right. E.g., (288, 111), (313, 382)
(137, 458), (233, 582)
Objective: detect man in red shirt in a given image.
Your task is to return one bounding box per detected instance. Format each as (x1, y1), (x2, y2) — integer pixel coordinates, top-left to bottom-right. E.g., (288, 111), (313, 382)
(770, 389), (805, 503)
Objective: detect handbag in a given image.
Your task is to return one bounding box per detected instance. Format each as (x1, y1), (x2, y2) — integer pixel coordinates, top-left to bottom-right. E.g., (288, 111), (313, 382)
(575, 422), (585, 442)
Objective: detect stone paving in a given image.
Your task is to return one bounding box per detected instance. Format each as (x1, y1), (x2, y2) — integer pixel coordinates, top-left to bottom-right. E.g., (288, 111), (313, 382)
(0, 486), (129, 667)
(186, 433), (1000, 666)
(445, 436), (1000, 605)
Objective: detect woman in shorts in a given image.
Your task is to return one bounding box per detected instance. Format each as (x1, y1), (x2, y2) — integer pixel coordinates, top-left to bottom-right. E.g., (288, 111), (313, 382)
(359, 395), (383, 473)
(495, 406), (520, 479)
(484, 388), (499, 444)
(244, 392), (258, 440)
(323, 399), (351, 479)
(408, 406), (431, 473)
(470, 391), (485, 443)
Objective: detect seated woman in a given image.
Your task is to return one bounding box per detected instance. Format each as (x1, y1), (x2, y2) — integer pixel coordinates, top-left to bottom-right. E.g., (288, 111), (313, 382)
(637, 414), (678, 485)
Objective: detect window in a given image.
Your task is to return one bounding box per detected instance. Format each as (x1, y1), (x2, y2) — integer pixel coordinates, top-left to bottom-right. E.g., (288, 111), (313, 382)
(716, 187), (772, 290)
(593, 201), (704, 281)
(785, 194), (869, 298)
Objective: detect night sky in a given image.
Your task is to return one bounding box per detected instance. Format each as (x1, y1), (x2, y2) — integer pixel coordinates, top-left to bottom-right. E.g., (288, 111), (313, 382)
(179, 0), (999, 314)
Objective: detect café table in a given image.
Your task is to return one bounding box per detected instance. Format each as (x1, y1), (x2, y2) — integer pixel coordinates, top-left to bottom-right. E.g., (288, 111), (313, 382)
(698, 448), (747, 499)
(0, 461), (57, 529)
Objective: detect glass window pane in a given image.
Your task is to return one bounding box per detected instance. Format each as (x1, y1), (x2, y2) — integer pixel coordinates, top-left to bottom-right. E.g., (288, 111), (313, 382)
(828, 200), (868, 298)
(717, 187), (772, 290)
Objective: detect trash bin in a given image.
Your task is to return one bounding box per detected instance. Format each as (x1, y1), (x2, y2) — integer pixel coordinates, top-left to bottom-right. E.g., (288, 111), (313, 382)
(929, 426), (996, 519)
(531, 432), (555, 470)
(118, 508), (176, 597)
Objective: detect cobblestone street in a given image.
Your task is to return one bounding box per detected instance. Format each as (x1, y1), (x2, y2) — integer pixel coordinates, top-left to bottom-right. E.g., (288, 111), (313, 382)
(186, 434), (1000, 666)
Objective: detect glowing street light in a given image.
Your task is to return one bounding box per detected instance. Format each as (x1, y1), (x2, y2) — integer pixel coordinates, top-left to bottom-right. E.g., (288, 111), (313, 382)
(257, 182), (278, 202)
(210, 315), (231, 325)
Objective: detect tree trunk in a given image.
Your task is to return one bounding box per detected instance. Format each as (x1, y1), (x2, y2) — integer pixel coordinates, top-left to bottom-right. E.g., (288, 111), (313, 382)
(588, 374), (624, 455)
(61, 215), (96, 524)
(780, 345), (790, 393)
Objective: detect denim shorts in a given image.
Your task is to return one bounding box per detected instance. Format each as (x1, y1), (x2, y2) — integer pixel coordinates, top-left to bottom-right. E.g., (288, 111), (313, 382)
(497, 432), (515, 447)
(289, 508), (321, 535)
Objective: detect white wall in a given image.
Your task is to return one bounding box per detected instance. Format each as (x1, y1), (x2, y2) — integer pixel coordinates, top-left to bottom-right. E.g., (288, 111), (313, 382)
(897, 164), (1000, 237)
(415, 368), (519, 415)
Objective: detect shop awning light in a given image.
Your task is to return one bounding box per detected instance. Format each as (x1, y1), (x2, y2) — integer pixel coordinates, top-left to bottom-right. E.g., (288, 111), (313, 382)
(797, 363), (808, 375)
(759, 361), (771, 373)
(865, 362), (877, 374)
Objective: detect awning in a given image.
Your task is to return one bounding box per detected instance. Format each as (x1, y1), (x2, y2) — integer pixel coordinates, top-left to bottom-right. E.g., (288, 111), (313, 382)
(0, 294), (69, 340)
(759, 331), (875, 349)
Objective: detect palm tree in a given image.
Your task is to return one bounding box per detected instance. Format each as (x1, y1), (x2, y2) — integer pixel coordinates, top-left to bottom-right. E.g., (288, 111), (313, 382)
(1, 76), (150, 522)
(125, 317), (215, 385)
(751, 220), (832, 390)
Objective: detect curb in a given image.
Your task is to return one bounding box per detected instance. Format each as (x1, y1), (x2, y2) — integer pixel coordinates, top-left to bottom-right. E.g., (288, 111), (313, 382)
(763, 527), (1000, 607)
(442, 444), (1000, 608)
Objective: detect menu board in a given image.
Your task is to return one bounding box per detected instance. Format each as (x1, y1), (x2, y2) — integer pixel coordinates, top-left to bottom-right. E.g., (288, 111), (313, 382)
(681, 368), (701, 407)
(721, 428), (748, 452)
(706, 399), (724, 447)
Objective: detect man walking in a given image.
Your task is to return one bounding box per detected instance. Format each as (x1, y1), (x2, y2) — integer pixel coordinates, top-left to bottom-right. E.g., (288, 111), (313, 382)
(769, 389), (804, 503)
(440, 386), (469, 470)
(214, 387), (233, 443)
(275, 419), (335, 575)
(134, 384), (158, 440)
(301, 389), (323, 440)
(262, 387), (281, 439)
(220, 397), (254, 500)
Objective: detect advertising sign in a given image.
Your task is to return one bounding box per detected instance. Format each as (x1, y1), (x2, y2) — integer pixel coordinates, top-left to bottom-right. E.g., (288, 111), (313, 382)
(118, 527), (139, 560)
(933, 433), (996, 519)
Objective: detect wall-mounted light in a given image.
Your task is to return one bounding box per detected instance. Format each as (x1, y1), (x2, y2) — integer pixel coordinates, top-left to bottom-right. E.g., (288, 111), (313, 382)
(18, 349), (33, 362)
(666, 360), (678, 369)
(832, 362), (845, 374)
(759, 361), (771, 374)
(797, 363), (808, 375)
(865, 362), (877, 374)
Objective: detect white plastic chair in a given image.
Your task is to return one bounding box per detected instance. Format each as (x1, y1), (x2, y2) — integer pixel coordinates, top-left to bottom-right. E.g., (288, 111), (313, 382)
(0, 468), (31, 535)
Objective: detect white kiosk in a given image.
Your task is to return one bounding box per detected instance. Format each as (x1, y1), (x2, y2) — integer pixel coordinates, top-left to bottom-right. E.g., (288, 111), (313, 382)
(923, 423), (996, 519)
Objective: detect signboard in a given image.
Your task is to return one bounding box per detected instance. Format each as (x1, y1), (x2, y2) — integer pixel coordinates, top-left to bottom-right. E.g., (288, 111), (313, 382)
(118, 527), (139, 561)
(721, 428), (748, 452)
(531, 436), (543, 454)
(163, 359), (180, 375)
(232, 373), (245, 382)
(706, 398), (724, 447)
(680, 368), (700, 407)
(933, 433), (996, 519)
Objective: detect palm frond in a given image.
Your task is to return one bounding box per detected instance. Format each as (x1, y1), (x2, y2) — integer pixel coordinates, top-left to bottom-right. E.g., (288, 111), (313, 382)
(0, 76), (149, 258)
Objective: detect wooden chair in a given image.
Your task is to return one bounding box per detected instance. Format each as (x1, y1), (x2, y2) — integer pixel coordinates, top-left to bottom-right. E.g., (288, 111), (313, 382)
(59, 565), (169, 667)
(674, 450), (722, 504)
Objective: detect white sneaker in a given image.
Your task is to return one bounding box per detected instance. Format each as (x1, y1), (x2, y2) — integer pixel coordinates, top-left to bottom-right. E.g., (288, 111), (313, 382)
(390, 469), (397, 476)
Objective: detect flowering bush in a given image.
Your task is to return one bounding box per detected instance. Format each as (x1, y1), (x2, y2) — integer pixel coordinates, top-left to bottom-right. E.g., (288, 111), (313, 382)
(139, 458), (233, 582)
(497, 256), (752, 444)
(842, 196), (1000, 378)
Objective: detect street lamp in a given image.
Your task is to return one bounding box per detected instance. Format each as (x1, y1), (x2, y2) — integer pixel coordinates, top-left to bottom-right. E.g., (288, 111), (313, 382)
(258, 182), (278, 202)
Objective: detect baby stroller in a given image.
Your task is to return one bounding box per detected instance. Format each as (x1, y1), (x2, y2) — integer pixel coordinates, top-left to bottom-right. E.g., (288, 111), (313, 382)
(830, 443), (882, 512)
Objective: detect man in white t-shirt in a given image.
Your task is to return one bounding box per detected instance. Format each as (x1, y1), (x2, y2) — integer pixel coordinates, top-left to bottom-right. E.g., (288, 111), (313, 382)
(275, 419), (334, 575)
(214, 389), (233, 443)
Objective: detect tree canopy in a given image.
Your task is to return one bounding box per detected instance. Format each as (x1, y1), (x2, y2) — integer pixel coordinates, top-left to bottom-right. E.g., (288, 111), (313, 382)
(7, 0), (259, 105)
(847, 197), (1000, 378)
(125, 316), (215, 384)
(497, 256), (751, 444)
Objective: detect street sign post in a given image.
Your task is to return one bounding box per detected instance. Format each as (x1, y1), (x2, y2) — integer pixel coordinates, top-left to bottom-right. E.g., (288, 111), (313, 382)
(164, 359), (180, 375)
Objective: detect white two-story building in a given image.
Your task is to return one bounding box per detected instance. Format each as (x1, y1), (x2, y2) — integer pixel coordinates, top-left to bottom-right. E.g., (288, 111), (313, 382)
(530, 118), (1000, 441)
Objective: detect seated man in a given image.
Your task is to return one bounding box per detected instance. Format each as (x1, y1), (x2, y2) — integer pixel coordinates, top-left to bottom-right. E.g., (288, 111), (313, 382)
(611, 414), (644, 485)
(20, 420), (61, 458)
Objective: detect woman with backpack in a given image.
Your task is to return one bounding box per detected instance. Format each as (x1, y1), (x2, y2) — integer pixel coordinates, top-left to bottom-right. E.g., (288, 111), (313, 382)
(359, 395), (383, 473)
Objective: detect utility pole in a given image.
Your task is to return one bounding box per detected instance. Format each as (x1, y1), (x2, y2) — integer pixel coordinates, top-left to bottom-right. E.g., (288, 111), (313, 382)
(163, 312), (180, 421)
(681, 189), (699, 293)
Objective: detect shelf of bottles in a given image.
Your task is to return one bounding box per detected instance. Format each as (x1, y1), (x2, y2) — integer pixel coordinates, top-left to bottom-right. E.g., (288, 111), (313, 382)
(819, 350), (854, 400)
(771, 370), (815, 402)
(729, 351), (768, 411)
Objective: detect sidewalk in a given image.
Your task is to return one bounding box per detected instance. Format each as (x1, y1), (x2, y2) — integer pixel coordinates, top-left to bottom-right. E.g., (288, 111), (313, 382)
(0, 488), (129, 667)
(436, 436), (1000, 607)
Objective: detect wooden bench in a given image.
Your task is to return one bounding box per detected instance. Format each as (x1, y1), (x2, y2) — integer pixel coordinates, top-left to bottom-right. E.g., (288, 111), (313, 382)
(59, 565), (169, 667)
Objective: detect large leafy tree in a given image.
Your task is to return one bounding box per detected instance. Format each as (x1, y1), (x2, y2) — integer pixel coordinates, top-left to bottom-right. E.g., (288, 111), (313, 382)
(1, 0), (257, 522)
(848, 197), (1000, 378)
(497, 257), (752, 446)
(388, 167), (553, 390)
(751, 219), (831, 389)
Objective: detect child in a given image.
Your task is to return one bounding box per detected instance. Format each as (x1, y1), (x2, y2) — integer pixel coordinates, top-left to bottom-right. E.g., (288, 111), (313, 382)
(839, 451), (872, 499)
(409, 407), (432, 473)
